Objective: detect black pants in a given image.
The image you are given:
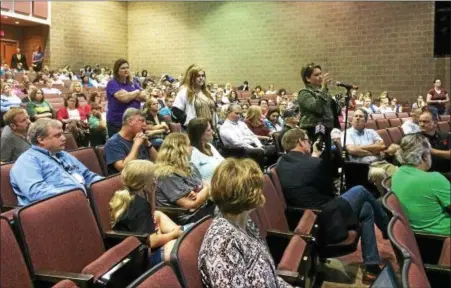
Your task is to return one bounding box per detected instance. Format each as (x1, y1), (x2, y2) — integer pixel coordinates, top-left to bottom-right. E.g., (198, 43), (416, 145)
(244, 145), (278, 170)
(107, 122), (122, 138)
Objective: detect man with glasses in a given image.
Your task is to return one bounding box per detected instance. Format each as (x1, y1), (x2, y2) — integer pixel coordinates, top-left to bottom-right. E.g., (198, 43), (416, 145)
(10, 119), (103, 206)
(277, 127), (390, 282)
(104, 108), (158, 175)
(419, 110), (451, 174)
(219, 104), (277, 169)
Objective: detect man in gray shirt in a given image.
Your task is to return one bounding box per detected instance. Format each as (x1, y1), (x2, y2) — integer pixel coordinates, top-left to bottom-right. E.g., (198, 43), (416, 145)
(1, 108), (31, 163)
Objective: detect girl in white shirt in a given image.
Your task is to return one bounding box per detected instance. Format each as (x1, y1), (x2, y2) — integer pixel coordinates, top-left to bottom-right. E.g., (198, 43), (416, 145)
(187, 118), (224, 182)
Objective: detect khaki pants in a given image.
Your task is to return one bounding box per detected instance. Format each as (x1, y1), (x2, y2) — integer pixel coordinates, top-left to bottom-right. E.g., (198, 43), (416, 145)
(368, 161), (398, 196)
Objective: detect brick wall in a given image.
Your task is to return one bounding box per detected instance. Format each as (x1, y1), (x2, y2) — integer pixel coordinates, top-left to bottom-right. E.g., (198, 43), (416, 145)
(48, 1), (128, 70)
(127, 1), (450, 103)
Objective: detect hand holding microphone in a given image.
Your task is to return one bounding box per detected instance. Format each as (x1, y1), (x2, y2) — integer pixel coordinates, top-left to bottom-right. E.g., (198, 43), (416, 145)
(313, 123), (326, 157)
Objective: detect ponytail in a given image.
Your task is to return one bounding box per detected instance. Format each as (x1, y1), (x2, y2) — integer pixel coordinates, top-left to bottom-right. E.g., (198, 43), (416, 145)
(109, 189), (134, 227)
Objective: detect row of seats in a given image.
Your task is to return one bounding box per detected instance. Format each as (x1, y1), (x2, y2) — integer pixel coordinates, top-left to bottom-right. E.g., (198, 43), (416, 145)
(381, 187), (450, 288)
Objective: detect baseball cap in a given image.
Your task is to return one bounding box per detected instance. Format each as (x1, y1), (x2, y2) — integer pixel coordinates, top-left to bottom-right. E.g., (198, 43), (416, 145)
(283, 109), (299, 118)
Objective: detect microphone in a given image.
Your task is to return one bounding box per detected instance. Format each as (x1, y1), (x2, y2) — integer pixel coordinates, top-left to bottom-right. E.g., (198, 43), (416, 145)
(335, 81), (358, 90)
(314, 123), (326, 151)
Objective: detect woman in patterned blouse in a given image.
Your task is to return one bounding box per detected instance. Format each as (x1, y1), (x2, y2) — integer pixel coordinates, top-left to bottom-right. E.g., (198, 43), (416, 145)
(198, 158), (293, 288)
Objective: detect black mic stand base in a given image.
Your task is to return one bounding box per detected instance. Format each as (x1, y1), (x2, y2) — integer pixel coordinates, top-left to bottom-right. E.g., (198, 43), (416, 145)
(339, 88), (352, 195)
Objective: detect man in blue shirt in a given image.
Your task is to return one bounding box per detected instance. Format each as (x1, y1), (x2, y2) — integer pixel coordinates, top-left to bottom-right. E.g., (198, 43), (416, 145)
(10, 118), (103, 206)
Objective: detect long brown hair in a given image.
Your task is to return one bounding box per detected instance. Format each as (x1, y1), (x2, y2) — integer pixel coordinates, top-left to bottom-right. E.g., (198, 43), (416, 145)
(185, 66), (212, 103)
(113, 58), (133, 85)
(187, 118), (212, 156)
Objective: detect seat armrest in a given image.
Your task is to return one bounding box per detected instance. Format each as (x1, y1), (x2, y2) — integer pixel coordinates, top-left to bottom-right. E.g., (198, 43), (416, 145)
(276, 270), (299, 283)
(35, 270), (93, 288)
(1, 204), (18, 211)
(424, 264), (451, 274)
(424, 264), (451, 288)
(105, 230), (149, 243)
(414, 232), (449, 241)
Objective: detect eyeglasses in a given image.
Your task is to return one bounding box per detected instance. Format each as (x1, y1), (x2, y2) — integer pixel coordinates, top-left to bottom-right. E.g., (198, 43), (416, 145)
(299, 138), (311, 144)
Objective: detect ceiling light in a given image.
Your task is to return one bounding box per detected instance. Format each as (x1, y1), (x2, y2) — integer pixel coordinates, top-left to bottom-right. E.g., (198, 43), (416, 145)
(4, 16), (8, 19)
(15, 21), (19, 24)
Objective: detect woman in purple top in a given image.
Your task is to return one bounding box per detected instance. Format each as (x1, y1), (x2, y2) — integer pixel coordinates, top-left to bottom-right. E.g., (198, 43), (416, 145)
(106, 59), (147, 137)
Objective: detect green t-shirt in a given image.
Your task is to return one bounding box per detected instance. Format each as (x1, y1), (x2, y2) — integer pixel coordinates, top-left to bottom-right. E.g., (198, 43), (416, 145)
(392, 165), (450, 236)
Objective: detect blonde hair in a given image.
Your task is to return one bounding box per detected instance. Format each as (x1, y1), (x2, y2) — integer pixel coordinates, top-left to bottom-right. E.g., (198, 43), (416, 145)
(143, 97), (158, 114)
(3, 108), (27, 126)
(211, 158), (265, 214)
(245, 105), (262, 125)
(109, 160), (156, 227)
(154, 133), (192, 177)
(70, 81), (83, 93)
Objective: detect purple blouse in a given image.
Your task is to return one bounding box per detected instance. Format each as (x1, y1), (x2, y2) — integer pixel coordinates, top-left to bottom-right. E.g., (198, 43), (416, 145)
(106, 78), (142, 123)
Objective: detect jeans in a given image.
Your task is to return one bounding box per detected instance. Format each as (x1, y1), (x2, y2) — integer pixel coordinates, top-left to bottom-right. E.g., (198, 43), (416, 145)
(150, 138), (164, 149)
(340, 185), (390, 265)
(428, 105), (446, 120)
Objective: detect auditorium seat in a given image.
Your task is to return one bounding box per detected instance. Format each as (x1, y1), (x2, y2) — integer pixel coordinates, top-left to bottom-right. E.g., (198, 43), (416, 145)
(377, 129), (392, 146)
(127, 263), (182, 288)
(170, 216), (212, 288)
(95, 146), (108, 176)
(384, 112), (397, 119)
(273, 131), (284, 154)
(387, 127), (403, 144)
(388, 118), (402, 127)
(371, 113), (385, 120)
(69, 147), (104, 176)
(437, 121), (451, 133)
(439, 115), (450, 122)
(0, 163), (18, 211)
(1, 216), (81, 288)
(64, 133), (78, 150)
(438, 238), (450, 267)
(397, 112), (409, 118)
(401, 258), (431, 288)
(376, 119), (389, 129)
(365, 119), (377, 130)
(14, 189), (148, 287)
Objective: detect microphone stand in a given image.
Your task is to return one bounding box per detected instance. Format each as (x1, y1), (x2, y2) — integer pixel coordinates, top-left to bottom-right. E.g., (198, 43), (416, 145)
(339, 87), (352, 194)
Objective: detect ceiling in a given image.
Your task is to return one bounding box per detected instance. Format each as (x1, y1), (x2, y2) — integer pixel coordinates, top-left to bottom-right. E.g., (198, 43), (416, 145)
(0, 15), (39, 27)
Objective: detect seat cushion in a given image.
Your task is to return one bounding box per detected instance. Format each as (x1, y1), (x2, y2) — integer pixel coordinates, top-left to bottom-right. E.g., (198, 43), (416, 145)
(82, 236), (141, 280)
(438, 237), (450, 267)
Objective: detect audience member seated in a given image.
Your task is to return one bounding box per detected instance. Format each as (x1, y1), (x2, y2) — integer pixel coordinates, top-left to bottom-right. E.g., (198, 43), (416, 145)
(361, 97), (379, 114)
(110, 160), (185, 266)
(265, 107), (283, 133)
(41, 79), (62, 96)
(198, 158), (291, 287)
(10, 118), (103, 206)
(104, 108), (158, 175)
(390, 97), (402, 113)
(220, 104), (277, 169)
(1, 83), (22, 114)
(392, 134), (450, 236)
(378, 97), (394, 114)
(266, 84), (277, 94)
(343, 108), (398, 195)
(412, 95), (427, 110)
(237, 80), (250, 91)
(187, 118), (224, 182)
(419, 110), (451, 173)
(158, 96), (176, 121)
(241, 103), (249, 118)
(143, 97), (169, 148)
(227, 90), (239, 104)
(278, 109), (300, 150)
(244, 106), (272, 140)
(155, 133), (215, 225)
(88, 103), (107, 147)
(401, 108), (421, 135)
(70, 81), (87, 101)
(57, 94), (89, 147)
(20, 82), (37, 104)
(427, 79), (449, 118)
(81, 74), (94, 88)
(258, 99), (269, 117)
(276, 88), (287, 104)
(25, 88), (53, 121)
(278, 128), (389, 281)
(106, 58), (147, 137)
(0, 108), (31, 163)
(84, 91), (104, 115)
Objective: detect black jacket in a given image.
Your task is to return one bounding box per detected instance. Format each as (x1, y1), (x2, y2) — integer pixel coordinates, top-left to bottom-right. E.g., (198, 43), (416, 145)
(11, 53), (29, 70)
(277, 151), (358, 245)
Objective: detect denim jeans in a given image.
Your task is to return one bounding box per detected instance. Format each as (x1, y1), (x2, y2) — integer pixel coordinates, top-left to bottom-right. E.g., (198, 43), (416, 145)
(340, 185), (390, 265)
(150, 137), (164, 149)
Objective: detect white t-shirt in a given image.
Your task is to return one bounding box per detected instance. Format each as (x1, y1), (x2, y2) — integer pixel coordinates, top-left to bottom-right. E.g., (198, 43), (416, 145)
(68, 108), (81, 121)
(190, 144), (224, 182)
(173, 87), (197, 126)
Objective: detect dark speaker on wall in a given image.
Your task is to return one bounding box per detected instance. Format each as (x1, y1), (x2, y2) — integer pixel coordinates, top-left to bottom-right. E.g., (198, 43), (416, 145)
(434, 2), (451, 57)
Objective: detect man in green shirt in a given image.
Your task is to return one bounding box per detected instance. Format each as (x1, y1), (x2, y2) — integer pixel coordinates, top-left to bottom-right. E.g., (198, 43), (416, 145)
(392, 134), (450, 236)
